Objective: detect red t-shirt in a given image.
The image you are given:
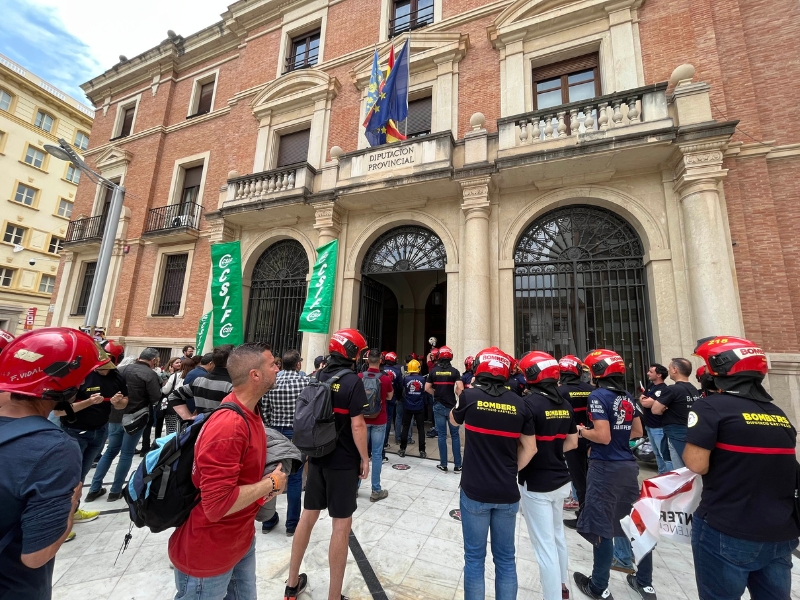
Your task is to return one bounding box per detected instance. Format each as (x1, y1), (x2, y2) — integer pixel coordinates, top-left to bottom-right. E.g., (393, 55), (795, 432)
(168, 394), (267, 577)
(359, 368), (392, 426)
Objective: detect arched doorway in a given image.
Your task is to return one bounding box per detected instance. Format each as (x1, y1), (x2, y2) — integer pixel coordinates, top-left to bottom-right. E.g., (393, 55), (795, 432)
(245, 239), (309, 356)
(514, 205), (653, 391)
(359, 225), (447, 357)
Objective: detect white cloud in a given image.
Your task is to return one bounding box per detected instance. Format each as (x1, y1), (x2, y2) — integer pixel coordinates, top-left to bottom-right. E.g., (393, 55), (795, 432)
(25, 0), (227, 71)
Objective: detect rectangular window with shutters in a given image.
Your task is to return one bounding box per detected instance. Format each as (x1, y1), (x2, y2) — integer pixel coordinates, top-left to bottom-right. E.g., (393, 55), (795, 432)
(276, 129), (311, 167)
(390, 0), (434, 36)
(397, 96), (432, 139)
(285, 30), (320, 73)
(73, 262), (96, 316)
(532, 53), (601, 110)
(189, 77), (216, 117)
(155, 253), (188, 316)
(180, 166), (203, 206)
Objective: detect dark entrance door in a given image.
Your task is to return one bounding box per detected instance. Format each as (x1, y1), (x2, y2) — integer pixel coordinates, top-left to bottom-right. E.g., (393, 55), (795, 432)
(358, 225), (447, 353)
(513, 205), (653, 391)
(245, 239), (309, 357)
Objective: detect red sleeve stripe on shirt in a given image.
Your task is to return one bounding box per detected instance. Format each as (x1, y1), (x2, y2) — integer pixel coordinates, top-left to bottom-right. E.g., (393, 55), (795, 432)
(535, 433), (568, 441)
(715, 442), (796, 455)
(465, 424), (521, 438)
(333, 407), (350, 414)
(572, 407), (587, 412)
(432, 381), (455, 385)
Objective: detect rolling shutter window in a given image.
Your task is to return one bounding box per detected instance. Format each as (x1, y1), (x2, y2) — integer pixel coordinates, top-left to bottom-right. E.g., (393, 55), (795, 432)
(276, 129), (311, 167)
(403, 97), (432, 138)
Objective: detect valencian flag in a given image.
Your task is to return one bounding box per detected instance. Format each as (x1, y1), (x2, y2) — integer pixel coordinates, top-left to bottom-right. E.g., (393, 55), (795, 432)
(363, 41), (409, 146)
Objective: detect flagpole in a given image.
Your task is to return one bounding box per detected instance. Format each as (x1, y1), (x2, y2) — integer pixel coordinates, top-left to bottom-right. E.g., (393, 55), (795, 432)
(404, 38), (409, 139)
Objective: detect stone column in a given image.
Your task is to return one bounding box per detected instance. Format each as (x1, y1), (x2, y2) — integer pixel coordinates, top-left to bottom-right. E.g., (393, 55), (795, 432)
(307, 200), (342, 360)
(459, 176), (492, 354)
(675, 141), (743, 340)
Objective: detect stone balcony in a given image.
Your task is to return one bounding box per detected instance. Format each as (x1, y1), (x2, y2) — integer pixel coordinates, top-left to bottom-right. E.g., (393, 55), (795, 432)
(332, 131), (458, 208)
(222, 162), (316, 213)
(495, 82), (675, 186)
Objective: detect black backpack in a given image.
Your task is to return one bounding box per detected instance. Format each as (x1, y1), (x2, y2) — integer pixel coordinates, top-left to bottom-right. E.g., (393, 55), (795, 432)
(123, 403), (248, 533)
(293, 369), (352, 458)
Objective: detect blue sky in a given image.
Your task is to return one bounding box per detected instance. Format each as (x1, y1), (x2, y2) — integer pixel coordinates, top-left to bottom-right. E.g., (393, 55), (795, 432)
(0, 0), (225, 105)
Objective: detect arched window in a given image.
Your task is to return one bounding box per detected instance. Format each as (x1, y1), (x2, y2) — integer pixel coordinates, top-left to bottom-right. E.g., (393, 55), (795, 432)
(362, 225), (446, 274)
(245, 240), (309, 356)
(514, 205), (652, 390)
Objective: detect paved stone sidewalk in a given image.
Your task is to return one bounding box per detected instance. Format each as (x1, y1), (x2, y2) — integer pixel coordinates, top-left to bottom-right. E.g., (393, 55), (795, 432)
(53, 453), (798, 599)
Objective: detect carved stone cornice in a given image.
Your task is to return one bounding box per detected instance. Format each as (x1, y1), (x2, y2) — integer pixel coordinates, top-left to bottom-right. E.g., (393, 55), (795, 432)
(207, 218), (239, 243)
(312, 200), (342, 237)
(459, 176), (491, 221)
(673, 139), (728, 195)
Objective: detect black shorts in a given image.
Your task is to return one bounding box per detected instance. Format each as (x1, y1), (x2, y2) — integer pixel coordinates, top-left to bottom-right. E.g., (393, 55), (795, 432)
(304, 462), (359, 518)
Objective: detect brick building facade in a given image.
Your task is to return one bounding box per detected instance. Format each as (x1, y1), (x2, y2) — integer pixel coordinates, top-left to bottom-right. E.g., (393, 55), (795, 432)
(49, 0), (800, 417)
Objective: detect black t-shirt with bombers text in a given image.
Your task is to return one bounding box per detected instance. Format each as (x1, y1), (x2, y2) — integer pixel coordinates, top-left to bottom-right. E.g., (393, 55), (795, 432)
(452, 387), (535, 504)
(519, 391), (577, 493)
(656, 381), (701, 426)
(312, 366), (368, 471)
(427, 364), (461, 409)
(558, 382), (593, 427)
(686, 393), (800, 542)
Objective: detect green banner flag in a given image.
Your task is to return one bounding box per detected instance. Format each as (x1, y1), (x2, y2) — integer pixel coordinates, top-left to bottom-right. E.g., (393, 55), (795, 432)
(211, 241), (244, 346)
(299, 239), (338, 334)
(196, 310), (212, 353)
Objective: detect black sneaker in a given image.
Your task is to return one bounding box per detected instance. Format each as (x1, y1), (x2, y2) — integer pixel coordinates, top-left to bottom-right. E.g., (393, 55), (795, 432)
(437, 464), (448, 472)
(85, 488), (106, 502)
(419, 452), (427, 458)
(382, 455), (389, 463)
(563, 518), (578, 530)
(453, 466), (462, 472)
(626, 574), (657, 600)
(398, 449), (406, 457)
(573, 572), (613, 599)
(283, 573), (308, 600)
(107, 492), (122, 502)
(407, 439), (416, 445)
(426, 429), (438, 438)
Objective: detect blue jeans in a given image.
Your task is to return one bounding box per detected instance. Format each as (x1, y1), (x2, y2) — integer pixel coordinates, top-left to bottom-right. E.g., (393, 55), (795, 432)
(384, 401), (396, 447)
(646, 426), (673, 474)
(590, 537), (614, 594)
(261, 427), (304, 531)
(174, 537), (256, 599)
(460, 489), (518, 600)
(395, 403), (411, 443)
(366, 424), (386, 493)
(692, 514), (797, 600)
(613, 536), (654, 587)
(89, 422), (144, 494)
(62, 424), (108, 482)
(433, 402), (461, 468)
(662, 424), (688, 468)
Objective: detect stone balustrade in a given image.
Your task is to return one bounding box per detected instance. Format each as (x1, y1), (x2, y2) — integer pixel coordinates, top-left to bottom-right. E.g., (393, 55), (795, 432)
(498, 83), (669, 152)
(225, 162), (315, 207)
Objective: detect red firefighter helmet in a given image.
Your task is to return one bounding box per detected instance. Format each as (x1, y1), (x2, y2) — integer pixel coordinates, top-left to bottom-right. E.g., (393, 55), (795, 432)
(429, 347), (440, 361)
(696, 365), (707, 380)
(101, 339), (125, 365)
(464, 356), (474, 371)
(519, 351), (560, 385)
(694, 336), (768, 377)
(584, 349), (626, 378)
(0, 327), (110, 400)
(473, 347), (513, 380)
(0, 329), (14, 354)
(558, 354), (583, 377)
(328, 328), (368, 361)
(384, 351), (398, 364)
(438, 346), (453, 361)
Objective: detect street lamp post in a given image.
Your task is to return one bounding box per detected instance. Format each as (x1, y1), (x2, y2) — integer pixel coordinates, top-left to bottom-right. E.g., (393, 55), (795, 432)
(44, 139), (125, 333)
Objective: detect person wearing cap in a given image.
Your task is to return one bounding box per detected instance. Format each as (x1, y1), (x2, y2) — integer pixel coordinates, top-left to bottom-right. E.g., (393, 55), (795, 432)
(518, 351), (578, 600)
(183, 352), (214, 387)
(0, 328), (108, 597)
(451, 346), (537, 600)
(425, 345), (463, 472)
(685, 336), (799, 599)
(285, 329), (370, 600)
(557, 354), (594, 530)
(573, 349), (650, 600)
(311, 355), (326, 378)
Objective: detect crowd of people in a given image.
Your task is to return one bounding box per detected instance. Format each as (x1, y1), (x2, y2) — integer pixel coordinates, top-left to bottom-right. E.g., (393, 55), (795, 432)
(0, 325), (797, 600)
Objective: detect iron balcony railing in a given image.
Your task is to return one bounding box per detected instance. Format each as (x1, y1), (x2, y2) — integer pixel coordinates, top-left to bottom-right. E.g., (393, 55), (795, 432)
(389, 5), (434, 37)
(284, 50), (319, 73)
(65, 215), (105, 243)
(144, 202), (202, 234)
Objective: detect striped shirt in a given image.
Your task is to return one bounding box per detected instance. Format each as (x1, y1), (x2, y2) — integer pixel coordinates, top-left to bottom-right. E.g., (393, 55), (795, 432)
(260, 370), (310, 428)
(166, 367), (233, 413)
